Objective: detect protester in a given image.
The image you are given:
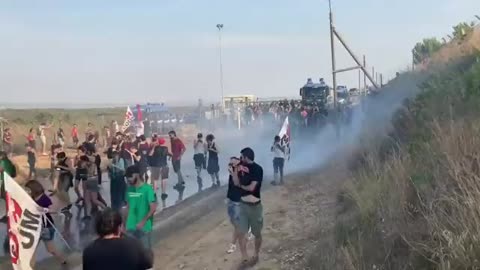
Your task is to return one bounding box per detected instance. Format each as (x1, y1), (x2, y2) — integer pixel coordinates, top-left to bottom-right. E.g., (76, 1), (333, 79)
(226, 156), (242, 254)
(57, 127), (65, 147)
(82, 208), (152, 270)
(0, 151), (16, 223)
(148, 136), (170, 207)
(169, 130), (186, 191)
(137, 135), (150, 182)
(71, 124), (79, 147)
(25, 180), (67, 267)
(74, 146), (88, 205)
(206, 134), (220, 187)
(125, 165), (157, 254)
(26, 143), (36, 179)
(83, 148), (107, 220)
(108, 150), (126, 211)
(193, 133), (207, 190)
(38, 122), (52, 156)
(124, 144), (139, 168)
(2, 128), (13, 157)
(270, 135), (286, 185)
(49, 143), (62, 183)
(26, 127), (37, 150)
(83, 134), (102, 185)
(53, 151), (74, 217)
(231, 147), (264, 266)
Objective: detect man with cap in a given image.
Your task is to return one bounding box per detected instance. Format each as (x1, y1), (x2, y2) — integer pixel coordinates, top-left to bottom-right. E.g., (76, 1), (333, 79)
(148, 135), (171, 208)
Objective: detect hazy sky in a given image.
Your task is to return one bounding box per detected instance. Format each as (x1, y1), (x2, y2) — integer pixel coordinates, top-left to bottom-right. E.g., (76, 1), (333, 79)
(1, 0), (478, 106)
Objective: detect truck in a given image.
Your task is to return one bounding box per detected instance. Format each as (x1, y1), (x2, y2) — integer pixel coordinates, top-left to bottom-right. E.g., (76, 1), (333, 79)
(299, 78), (330, 114)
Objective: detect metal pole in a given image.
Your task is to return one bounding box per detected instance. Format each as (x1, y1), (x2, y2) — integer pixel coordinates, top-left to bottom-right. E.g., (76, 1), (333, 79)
(329, 0), (337, 108)
(333, 29), (379, 88)
(363, 55), (367, 95)
(217, 24), (225, 112)
(358, 69), (361, 90)
(380, 74), (383, 87)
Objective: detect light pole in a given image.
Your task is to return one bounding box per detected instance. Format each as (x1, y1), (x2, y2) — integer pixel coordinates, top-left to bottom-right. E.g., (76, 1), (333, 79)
(216, 24), (225, 113)
(328, 0), (337, 108)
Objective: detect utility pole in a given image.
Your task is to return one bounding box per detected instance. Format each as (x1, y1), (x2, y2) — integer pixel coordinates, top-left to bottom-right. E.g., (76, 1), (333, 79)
(363, 55), (367, 95)
(329, 0), (337, 107)
(216, 24), (225, 113)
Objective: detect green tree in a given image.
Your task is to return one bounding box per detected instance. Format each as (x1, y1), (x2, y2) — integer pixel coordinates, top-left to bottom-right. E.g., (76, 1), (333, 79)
(452, 22), (475, 40)
(412, 38), (443, 64)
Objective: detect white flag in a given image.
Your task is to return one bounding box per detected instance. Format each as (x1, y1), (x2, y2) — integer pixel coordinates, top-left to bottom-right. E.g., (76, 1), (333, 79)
(121, 106), (135, 132)
(278, 116), (291, 160)
(4, 173), (44, 270)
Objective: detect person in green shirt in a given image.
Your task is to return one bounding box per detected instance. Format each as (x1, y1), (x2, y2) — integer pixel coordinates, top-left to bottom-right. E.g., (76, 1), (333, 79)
(125, 165), (157, 254)
(0, 151), (16, 253)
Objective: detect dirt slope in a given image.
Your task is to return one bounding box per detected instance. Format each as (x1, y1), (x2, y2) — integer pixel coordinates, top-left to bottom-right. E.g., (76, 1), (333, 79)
(152, 164), (346, 270)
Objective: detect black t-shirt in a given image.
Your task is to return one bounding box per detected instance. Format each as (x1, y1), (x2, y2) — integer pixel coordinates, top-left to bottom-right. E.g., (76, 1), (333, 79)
(149, 146), (169, 167)
(82, 237), (152, 270)
(239, 162), (263, 199)
(227, 175), (243, 202)
(82, 141), (97, 156)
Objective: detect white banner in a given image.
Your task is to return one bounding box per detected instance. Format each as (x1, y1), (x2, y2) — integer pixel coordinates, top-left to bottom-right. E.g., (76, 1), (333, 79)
(4, 173), (44, 270)
(278, 116), (291, 160)
(121, 106), (135, 132)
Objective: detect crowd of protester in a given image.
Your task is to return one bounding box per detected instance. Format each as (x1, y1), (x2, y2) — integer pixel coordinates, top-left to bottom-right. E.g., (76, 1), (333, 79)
(0, 106), (304, 269)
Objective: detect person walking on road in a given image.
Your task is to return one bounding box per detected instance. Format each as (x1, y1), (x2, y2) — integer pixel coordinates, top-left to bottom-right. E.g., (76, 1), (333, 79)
(270, 135), (286, 185)
(108, 150), (126, 211)
(125, 165), (157, 258)
(231, 147), (264, 267)
(169, 131), (186, 191)
(193, 133), (207, 191)
(149, 136), (170, 208)
(82, 208), (152, 270)
(226, 156), (242, 254)
(206, 134), (220, 187)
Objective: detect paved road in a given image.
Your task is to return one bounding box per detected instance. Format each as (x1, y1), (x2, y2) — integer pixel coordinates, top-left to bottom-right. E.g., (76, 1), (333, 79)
(0, 147), (230, 266)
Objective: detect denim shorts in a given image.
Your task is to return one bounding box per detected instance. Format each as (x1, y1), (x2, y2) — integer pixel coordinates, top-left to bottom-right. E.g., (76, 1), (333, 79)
(227, 200), (241, 226)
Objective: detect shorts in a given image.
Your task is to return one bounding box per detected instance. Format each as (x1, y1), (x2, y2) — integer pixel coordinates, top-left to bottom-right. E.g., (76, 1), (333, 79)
(127, 230), (152, 250)
(193, 154), (205, 169)
(227, 200), (241, 226)
(151, 166), (169, 180)
(73, 136), (79, 144)
(172, 160), (181, 173)
(273, 157), (285, 173)
(85, 177), (100, 192)
(238, 202), (263, 238)
(40, 227), (55, 241)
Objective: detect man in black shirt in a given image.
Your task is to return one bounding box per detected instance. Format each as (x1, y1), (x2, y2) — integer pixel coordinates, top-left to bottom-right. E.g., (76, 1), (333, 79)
(149, 136), (170, 207)
(230, 147), (264, 266)
(226, 157), (242, 254)
(82, 208), (152, 270)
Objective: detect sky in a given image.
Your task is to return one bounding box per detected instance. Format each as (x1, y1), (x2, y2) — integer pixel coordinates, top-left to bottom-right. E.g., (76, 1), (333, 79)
(0, 0), (478, 106)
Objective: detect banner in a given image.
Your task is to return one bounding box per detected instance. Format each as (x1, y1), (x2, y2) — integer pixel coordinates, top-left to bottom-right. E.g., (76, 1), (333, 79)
(278, 116), (291, 160)
(121, 106), (135, 132)
(4, 173), (43, 270)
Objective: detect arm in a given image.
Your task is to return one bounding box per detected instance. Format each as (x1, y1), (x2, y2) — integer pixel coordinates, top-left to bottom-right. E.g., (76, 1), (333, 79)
(241, 181), (258, 192)
(137, 187), (157, 228)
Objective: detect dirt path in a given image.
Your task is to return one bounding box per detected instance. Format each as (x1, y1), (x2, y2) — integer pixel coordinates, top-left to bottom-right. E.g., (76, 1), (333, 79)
(152, 166), (344, 270)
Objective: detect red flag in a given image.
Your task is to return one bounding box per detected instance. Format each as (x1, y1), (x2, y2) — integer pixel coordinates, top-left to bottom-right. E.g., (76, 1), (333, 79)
(136, 104), (143, 122)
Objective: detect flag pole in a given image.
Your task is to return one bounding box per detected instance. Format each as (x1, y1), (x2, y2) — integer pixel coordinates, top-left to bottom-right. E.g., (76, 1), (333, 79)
(45, 214), (72, 251)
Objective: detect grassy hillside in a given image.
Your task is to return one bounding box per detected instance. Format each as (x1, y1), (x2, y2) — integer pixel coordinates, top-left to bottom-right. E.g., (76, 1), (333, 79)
(334, 41), (480, 269)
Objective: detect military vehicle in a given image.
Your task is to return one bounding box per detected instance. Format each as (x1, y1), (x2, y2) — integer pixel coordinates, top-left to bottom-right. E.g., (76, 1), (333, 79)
(299, 78), (330, 114)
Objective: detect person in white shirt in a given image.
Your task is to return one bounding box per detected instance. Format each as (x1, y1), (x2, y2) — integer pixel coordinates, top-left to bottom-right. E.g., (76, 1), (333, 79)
(193, 133), (207, 191)
(271, 135), (286, 185)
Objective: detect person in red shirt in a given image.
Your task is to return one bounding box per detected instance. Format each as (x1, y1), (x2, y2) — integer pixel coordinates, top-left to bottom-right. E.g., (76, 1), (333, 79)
(71, 124), (79, 147)
(168, 130), (186, 190)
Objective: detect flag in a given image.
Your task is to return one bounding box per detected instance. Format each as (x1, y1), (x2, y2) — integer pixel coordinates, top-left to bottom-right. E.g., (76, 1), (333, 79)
(278, 116), (291, 160)
(4, 173), (44, 270)
(136, 104), (143, 122)
(121, 106), (135, 132)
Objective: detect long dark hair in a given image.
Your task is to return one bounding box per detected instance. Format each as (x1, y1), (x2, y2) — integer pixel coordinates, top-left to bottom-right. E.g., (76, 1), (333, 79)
(25, 180), (44, 199)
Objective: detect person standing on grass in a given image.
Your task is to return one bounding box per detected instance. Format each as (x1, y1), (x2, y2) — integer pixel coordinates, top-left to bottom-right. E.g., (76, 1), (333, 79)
(71, 124), (79, 147)
(270, 135), (286, 185)
(231, 147), (264, 266)
(108, 150), (126, 211)
(57, 127), (65, 147)
(82, 208), (152, 270)
(38, 122), (52, 156)
(226, 156), (242, 254)
(26, 127), (37, 150)
(149, 136), (171, 208)
(169, 130), (186, 191)
(25, 180), (67, 268)
(125, 165), (157, 256)
(3, 128), (13, 158)
(26, 143), (36, 179)
(206, 134), (220, 187)
(193, 133), (207, 190)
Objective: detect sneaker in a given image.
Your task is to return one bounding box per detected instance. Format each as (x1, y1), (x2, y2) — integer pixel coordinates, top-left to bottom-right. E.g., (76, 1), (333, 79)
(226, 243), (236, 254)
